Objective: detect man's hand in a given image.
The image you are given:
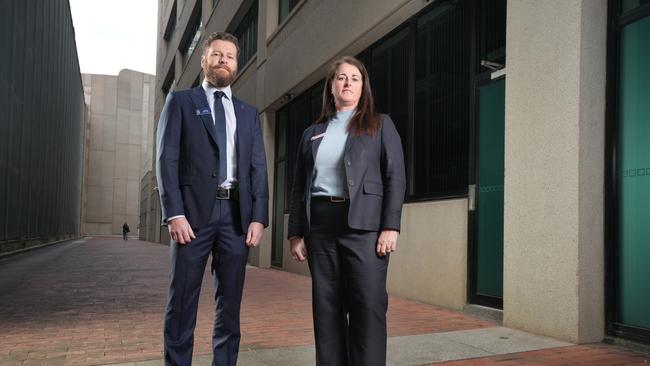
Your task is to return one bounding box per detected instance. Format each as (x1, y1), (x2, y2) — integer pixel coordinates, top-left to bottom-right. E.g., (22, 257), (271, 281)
(246, 222), (264, 247)
(168, 217), (196, 244)
(376, 229), (399, 257)
(289, 236), (307, 261)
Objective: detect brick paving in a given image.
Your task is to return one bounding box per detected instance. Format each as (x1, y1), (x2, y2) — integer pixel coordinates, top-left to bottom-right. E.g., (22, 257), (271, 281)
(0, 236), (649, 366)
(0, 236), (494, 366)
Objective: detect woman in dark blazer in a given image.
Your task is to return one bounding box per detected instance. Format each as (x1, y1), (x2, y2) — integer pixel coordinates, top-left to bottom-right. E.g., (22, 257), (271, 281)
(288, 55), (406, 366)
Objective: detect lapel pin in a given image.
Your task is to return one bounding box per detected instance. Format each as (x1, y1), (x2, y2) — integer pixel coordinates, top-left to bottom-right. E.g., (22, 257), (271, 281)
(311, 133), (326, 141)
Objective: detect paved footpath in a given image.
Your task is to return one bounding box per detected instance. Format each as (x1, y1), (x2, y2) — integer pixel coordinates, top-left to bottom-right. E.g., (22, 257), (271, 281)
(0, 237), (648, 366)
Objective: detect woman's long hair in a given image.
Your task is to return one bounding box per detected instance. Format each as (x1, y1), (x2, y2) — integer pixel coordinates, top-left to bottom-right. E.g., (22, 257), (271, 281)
(314, 56), (380, 137)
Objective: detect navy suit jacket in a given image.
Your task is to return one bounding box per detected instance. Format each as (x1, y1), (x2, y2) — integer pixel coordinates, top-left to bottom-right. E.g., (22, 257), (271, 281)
(287, 114), (406, 238)
(156, 86), (269, 233)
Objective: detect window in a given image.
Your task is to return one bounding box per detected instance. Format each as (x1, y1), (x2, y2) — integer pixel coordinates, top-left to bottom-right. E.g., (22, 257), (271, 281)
(272, 82), (322, 267)
(162, 61), (175, 96)
(163, 1), (177, 41)
(367, 27), (411, 190)
(186, 21), (202, 57)
(234, 0), (258, 68)
(179, 1), (202, 64)
(622, 0), (650, 12)
(191, 73), (201, 88)
(410, 1), (471, 198)
(277, 82), (323, 212)
(279, 0), (300, 24)
(367, 0), (472, 200)
(478, 0), (506, 71)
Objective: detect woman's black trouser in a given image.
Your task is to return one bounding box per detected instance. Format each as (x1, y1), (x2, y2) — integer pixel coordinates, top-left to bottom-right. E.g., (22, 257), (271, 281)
(306, 198), (389, 366)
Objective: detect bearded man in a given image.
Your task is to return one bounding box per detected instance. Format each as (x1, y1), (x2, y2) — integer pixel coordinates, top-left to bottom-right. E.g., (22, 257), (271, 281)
(156, 31), (268, 366)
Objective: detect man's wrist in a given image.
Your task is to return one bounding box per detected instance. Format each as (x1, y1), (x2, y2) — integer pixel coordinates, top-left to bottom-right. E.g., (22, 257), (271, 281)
(167, 215), (186, 223)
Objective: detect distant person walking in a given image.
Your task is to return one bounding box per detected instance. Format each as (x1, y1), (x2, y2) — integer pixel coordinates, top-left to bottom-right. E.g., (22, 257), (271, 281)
(122, 222), (130, 241)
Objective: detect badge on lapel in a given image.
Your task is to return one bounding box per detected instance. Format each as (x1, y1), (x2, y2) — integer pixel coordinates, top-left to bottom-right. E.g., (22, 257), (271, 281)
(311, 132), (326, 141)
(195, 108), (211, 116)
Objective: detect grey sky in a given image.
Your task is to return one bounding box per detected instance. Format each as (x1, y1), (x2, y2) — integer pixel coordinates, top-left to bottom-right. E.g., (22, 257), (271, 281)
(69, 0), (158, 76)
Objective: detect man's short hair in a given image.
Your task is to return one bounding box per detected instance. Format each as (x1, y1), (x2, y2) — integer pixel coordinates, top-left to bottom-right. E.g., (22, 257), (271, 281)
(202, 32), (240, 56)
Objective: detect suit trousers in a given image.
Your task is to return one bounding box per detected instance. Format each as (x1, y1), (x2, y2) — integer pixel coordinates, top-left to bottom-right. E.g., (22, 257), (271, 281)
(306, 199), (389, 366)
(164, 198), (248, 366)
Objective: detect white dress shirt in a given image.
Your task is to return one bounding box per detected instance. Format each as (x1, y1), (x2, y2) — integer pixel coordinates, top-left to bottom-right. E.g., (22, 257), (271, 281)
(202, 79), (238, 188)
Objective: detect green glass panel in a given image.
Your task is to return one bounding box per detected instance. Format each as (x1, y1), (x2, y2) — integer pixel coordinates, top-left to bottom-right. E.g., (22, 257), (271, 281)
(476, 79), (505, 297)
(617, 15), (650, 329)
(622, 0), (650, 13)
(279, 0), (289, 24)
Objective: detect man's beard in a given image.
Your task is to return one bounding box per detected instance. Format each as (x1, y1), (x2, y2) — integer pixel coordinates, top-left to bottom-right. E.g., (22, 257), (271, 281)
(205, 65), (236, 88)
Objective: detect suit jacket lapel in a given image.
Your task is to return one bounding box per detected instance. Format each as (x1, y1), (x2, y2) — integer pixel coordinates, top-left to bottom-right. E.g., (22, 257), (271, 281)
(189, 86), (219, 146)
(232, 96), (244, 168)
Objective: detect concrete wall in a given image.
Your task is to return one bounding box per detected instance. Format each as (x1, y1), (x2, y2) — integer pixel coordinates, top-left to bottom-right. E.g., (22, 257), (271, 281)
(388, 200), (468, 309)
(503, 0), (606, 343)
(82, 70), (155, 235)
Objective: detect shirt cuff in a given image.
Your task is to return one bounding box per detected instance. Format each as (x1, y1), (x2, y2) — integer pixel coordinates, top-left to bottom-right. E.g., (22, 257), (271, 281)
(167, 215), (186, 222)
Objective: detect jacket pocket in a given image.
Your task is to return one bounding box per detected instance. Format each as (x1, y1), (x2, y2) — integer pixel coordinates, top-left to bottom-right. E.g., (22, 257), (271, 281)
(363, 181), (383, 196)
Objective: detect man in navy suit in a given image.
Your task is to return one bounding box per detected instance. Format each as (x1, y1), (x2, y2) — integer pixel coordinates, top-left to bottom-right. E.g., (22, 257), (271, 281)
(156, 31), (268, 366)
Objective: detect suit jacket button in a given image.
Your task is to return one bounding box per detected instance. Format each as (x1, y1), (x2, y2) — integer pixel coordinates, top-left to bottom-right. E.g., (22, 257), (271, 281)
(346, 161), (351, 166)
(211, 173), (217, 178)
(348, 180), (354, 186)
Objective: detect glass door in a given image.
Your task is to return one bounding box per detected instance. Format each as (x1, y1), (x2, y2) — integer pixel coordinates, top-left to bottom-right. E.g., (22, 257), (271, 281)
(609, 4), (650, 342)
(468, 0), (506, 309)
(470, 77), (505, 308)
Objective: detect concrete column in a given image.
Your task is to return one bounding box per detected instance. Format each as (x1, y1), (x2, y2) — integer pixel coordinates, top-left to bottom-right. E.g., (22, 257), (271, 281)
(503, 0), (607, 343)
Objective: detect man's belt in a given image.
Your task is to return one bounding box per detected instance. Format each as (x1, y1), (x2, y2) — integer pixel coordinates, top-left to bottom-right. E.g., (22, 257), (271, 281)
(216, 185), (237, 200)
(311, 195), (347, 203)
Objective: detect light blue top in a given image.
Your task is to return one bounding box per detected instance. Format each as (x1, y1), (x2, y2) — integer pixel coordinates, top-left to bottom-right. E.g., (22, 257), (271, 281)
(311, 109), (354, 197)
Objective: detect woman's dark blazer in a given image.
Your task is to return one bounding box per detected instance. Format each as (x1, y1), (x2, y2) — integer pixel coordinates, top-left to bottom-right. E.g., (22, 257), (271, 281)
(287, 114), (406, 239)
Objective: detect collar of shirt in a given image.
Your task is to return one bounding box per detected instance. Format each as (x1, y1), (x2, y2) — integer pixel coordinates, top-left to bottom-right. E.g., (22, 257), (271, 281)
(202, 79), (232, 101)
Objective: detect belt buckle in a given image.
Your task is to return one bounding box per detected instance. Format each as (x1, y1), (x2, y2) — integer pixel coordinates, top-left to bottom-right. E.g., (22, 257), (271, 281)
(330, 196), (346, 203)
(216, 187), (230, 200)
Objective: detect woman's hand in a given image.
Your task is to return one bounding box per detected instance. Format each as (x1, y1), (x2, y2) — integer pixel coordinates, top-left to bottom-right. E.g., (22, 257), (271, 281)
(289, 236), (308, 261)
(376, 230), (399, 257)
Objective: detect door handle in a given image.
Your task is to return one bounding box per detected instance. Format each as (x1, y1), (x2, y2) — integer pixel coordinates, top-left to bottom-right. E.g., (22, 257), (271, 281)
(468, 184), (476, 211)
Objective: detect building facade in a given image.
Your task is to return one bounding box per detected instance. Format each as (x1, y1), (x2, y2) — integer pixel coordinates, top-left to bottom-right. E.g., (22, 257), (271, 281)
(80, 70), (155, 236)
(0, 1), (85, 254)
(148, 0), (650, 345)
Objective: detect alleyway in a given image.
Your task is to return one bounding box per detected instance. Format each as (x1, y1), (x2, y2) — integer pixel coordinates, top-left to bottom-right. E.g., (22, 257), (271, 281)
(0, 237), (647, 366)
